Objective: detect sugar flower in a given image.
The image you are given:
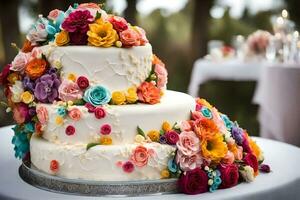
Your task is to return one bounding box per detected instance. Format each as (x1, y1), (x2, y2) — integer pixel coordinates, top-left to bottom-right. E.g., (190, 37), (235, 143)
(178, 167), (208, 194)
(240, 165), (255, 182)
(201, 132), (228, 163)
(153, 56), (168, 89)
(122, 161), (135, 173)
(13, 103), (30, 124)
(126, 87), (138, 104)
(176, 131), (200, 156)
(87, 18), (119, 47)
(11, 124), (31, 159)
(176, 150), (203, 171)
(25, 58), (47, 80)
(111, 91), (126, 105)
(58, 80), (83, 102)
(34, 73), (60, 103)
(100, 124), (112, 135)
(83, 85), (111, 106)
(21, 76), (34, 92)
(10, 52), (30, 72)
(21, 91), (34, 104)
(108, 16), (128, 33)
(10, 81), (24, 103)
(36, 106), (48, 124)
(55, 31), (70, 46)
(119, 27), (140, 47)
(131, 145), (150, 167)
(68, 107), (81, 121)
(147, 130), (160, 142)
(26, 17), (48, 45)
(137, 82), (161, 104)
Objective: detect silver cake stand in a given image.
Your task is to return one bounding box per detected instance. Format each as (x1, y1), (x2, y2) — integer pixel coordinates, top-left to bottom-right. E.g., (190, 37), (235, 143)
(19, 161), (179, 196)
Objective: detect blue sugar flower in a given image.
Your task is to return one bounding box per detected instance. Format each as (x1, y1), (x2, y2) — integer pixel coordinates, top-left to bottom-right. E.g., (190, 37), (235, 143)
(168, 159), (178, 173)
(83, 85), (111, 106)
(57, 106), (67, 117)
(201, 107), (213, 119)
(11, 124), (33, 159)
(220, 114), (233, 131)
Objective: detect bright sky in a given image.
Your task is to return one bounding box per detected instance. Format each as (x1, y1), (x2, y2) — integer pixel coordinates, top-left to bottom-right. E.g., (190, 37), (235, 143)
(19, 0), (285, 32)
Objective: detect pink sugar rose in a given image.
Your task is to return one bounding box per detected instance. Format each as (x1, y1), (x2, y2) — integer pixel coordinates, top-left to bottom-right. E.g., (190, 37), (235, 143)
(134, 26), (148, 45)
(119, 27), (140, 47)
(29, 47), (43, 61)
(36, 106), (48, 124)
(176, 131), (200, 156)
(108, 16), (128, 33)
(222, 151), (235, 164)
(10, 52), (30, 72)
(180, 121), (192, 132)
(154, 63), (168, 89)
(191, 111), (204, 120)
(68, 107), (81, 121)
(211, 108), (227, 133)
(77, 3), (107, 19)
(58, 80), (83, 102)
(13, 103), (29, 124)
(48, 9), (63, 21)
(235, 146), (243, 160)
(85, 102), (96, 113)
(176, 150), (203, 171)
(131, 146), (149, 167)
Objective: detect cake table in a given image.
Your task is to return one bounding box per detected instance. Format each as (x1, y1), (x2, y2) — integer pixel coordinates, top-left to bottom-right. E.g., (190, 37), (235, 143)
(0, 125), (299, 200)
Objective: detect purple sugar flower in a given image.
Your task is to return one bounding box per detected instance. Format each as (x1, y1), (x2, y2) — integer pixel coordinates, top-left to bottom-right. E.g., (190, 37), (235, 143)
(22, 76), (35, 92)
(34, 73), (61, 103)
(231, 124), (244, 145)
(62, 10), (93, 33)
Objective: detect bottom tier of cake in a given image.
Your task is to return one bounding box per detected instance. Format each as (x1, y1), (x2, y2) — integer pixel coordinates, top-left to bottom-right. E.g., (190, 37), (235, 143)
(30, 134), (176, 181)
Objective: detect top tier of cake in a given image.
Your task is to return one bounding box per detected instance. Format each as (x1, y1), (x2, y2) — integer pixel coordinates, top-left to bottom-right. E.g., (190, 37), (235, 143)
(41, 43), (153, 92)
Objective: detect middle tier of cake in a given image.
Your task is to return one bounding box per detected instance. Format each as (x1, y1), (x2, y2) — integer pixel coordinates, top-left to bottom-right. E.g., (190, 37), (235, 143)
(38, 90), (195, 145)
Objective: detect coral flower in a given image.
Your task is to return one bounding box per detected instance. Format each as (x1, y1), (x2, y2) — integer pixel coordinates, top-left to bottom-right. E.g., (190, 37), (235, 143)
(25, 58), (47, 80)
(137, 82), (161, 104)
(201, 133), (228, 163)
(87, 18), (119, 47)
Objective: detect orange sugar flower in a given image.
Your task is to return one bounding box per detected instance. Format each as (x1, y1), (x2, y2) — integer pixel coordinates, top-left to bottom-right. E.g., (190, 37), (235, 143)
(194, 118), (219, 140)
(25, 58), (47, 80)
(22, 39), (35, 53)
(137, 82), (161, 104)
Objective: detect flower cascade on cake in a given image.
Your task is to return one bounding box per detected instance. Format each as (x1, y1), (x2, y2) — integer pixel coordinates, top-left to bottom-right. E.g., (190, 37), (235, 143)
(135, 98), (270, 194)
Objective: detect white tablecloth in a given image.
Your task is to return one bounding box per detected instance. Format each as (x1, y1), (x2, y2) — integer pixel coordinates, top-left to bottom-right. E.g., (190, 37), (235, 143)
(0, 126), (300, 200)
(253, 64), (300, 146)
(188, 59), (263, 97)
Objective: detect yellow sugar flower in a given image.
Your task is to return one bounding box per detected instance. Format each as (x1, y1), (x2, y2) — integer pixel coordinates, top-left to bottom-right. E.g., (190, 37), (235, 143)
(201, 132), (228, 163)
(67, 73), (77, 82)
(147, 130), (160, 142)
(55, 116), (64, 126)
(100, 136), (113, 145)
(161, 169), (170, 179)
(21, 91), (34, 104)
(126, 87), (138, 104)
(55, 31), (70, 46)
(197, 98), (213, 109)
(162, 121), (171, 132)
(111, 91), (126, 105)
(7, 73), (20, 84)
(87, 18), (119, 47)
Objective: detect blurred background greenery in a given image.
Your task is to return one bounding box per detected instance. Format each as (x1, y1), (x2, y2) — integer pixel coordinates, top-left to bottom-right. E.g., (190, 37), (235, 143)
(0, 0), (300, 136)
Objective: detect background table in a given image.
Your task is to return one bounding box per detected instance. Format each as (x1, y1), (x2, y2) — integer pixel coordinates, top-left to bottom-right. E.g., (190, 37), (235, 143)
(253, 64), (300, 146)
(1, 126), (300, 199)
(188, 59), (264, 97)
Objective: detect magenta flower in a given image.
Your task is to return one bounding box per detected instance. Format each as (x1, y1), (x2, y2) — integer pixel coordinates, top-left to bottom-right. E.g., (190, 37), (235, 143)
(122, 161), (134, 173)
(34, 73), (60, 103)
(165, 130), (179, 145)
(62, 10), (93, 45)
(100, 124), (111, 135)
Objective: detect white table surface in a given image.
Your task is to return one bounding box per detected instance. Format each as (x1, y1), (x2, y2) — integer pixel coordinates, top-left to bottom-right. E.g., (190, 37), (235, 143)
(188, 59), (264, 97)
(1, 125), (300, 200)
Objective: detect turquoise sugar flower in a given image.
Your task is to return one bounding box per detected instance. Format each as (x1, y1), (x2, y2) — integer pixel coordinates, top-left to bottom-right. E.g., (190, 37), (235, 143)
(57, 106), (67, 117)
(208, 169), (222, 193)
(220, 114), (233, 131)
(83, 85), (111, 106)
(201, 107), (213, 119)
(168, 158), (178, 173)
(11, 123), (34, 159)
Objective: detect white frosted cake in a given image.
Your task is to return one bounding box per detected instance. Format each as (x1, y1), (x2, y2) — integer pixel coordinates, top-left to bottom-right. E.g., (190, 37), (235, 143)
(1, 2), (269, 195)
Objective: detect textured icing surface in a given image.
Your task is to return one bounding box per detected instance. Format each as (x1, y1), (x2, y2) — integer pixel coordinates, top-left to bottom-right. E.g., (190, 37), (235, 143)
(41, 44), (153, 92)
(30, 135), (175, 181)
(39, 90), (195, 145)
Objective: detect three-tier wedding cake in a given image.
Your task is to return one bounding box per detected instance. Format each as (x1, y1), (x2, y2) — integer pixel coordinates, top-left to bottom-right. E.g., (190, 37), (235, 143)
(0, 3), (269, 195)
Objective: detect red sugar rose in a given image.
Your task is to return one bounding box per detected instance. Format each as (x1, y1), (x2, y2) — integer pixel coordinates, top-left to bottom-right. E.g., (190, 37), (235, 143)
(65, 125), (75, 136)
(94, 106), (106, 119)
(77, 76), (89, 90)
(218, 164), (239, 189)
(178, 167), (208, 195)
(122, 161), (135, 173)
(243, 153), (259, 173)
(50, 160), (59, 173)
